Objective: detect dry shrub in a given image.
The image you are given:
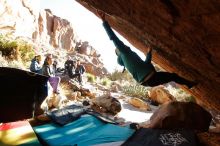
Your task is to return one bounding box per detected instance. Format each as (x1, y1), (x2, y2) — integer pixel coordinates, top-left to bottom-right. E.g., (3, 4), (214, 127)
(122, 84), (150, 98)
(0, 35), (18, 60)
(108, 70), (135, 82)
(0, 35), (35, 67)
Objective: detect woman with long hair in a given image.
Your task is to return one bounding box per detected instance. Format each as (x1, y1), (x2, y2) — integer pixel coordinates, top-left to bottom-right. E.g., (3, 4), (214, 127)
(42, 55), (60, 94)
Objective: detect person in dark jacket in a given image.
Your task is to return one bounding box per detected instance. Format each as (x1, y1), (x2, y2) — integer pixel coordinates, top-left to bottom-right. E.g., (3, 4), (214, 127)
(30, 55), (42, 74)
(64, 56), (76, 77)
(42, 55), (61, 94)
(75, 60), (86, 84)
(53, 60), (58, 75)
(97, 11), (196, 88)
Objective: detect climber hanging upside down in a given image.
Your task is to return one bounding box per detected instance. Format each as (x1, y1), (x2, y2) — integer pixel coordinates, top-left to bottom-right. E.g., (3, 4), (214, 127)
(97, 10), (197, 88)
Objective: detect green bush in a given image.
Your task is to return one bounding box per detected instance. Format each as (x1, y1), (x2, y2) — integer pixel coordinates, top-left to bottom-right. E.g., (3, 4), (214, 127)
(108, 69), (135, 82)
(17, 40), (35, 64)
(122, 84), (150, 98)
(0, 35), (35, 67)
(108, 69), (121, 81)
(0, 35), (18, 60)
(101, 77), (111, 86)
(86, 73), (96, 83)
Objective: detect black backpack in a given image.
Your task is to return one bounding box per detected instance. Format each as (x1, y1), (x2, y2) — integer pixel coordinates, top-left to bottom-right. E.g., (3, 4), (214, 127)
(122, 128), (198, 146)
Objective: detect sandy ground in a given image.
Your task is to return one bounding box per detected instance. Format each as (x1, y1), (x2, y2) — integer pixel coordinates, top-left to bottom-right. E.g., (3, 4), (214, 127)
(112, 92), (158, 123)
(82, 82), (158, 124)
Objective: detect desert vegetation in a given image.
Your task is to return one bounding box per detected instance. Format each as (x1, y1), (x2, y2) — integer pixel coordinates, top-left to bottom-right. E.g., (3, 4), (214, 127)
(0, 34), (35, 68)
(0, 34), (194, 103)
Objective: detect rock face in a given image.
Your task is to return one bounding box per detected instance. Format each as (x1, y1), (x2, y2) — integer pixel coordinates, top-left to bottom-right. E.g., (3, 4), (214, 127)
(0, 0), (76, 51)
(37, 10), (76, 51)
(74, 41), (108, 76)
(0, 0), (108, 75)
(0, 0), (40, 38)
(76, 0), (220, 114)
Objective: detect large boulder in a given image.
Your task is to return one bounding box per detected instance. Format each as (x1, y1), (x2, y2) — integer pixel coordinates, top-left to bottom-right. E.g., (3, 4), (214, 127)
(76, 0), (220, 119)
(148, 102), (212, 132)
(37, 10), (76, 50)
(149, 86), (175, 104)
(128, 97), (151, 111)
(91, 93), (121, 115)
(83, 59), (108, 76)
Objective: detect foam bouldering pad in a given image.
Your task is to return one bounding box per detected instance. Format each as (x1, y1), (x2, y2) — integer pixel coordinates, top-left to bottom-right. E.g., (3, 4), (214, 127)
(0, 120), (41, 145)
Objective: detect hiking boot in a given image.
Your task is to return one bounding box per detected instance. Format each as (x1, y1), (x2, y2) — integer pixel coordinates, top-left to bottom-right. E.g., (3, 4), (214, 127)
(54, 89), (60, 94)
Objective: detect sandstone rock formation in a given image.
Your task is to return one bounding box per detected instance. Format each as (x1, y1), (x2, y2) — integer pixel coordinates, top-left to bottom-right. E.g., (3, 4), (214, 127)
(91, 93), (122, 115)
(128, 97), (151, 111)
(76, 0), (220, 115)
(37, 10), (76, 51)
(76, 41), (101, 57)
(149, 86), (175, 104)
(74, 43), (108, 76)
(0, 0), (40, 38)
(0, 0), (108, 75)
(0, 0), (76, 51)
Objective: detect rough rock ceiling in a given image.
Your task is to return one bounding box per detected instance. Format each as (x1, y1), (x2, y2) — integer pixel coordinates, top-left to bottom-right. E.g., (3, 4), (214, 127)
(76, 0), (220, 115)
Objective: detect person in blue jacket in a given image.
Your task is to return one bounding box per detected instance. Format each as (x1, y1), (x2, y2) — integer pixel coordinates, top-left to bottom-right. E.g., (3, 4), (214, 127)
(97, 11), (196, 88)
(30, 55), (42, 74)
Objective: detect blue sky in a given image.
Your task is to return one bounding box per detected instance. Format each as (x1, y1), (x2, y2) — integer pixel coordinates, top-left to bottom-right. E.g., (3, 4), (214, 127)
(40, 0), (145, 72)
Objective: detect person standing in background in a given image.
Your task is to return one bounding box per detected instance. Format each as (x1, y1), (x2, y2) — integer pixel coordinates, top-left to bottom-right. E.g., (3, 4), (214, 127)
(64, 56), (75, 77)
(75, 60), (86, 84)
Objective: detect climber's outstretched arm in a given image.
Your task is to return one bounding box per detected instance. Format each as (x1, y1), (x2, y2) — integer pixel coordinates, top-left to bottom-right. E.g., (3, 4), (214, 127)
(97, 10), (130, 53)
